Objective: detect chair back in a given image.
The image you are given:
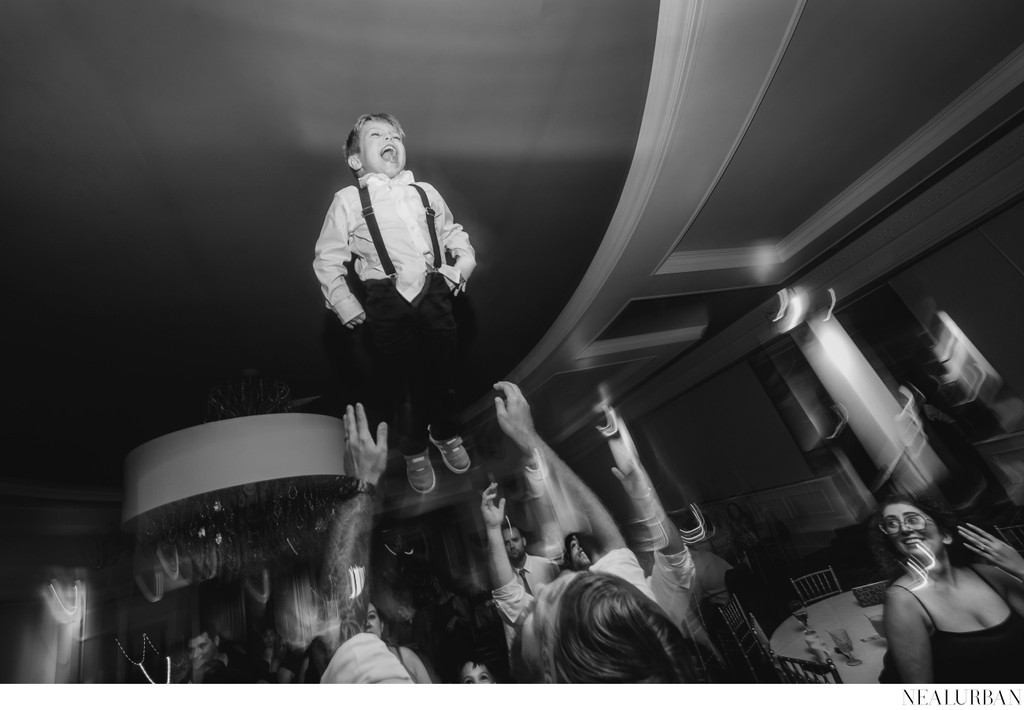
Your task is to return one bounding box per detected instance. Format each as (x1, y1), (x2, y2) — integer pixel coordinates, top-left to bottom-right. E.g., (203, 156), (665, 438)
(718, 595), (749, 636)
(776, 654), (843, 683)
(716, 597), (773, 681)
(790, 565), (841, 604)
(996, 524), (1024, 552)
(850, 580), (887, 607)
(748, 612), (772, 659)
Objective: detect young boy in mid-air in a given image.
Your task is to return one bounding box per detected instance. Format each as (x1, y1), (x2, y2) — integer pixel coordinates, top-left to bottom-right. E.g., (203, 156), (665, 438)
(313, 113), (476, 494)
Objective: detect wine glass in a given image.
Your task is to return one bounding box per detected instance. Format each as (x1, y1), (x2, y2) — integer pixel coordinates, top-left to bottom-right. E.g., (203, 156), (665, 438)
(827, 628), (862, 666)
(788, 600), (809, 629)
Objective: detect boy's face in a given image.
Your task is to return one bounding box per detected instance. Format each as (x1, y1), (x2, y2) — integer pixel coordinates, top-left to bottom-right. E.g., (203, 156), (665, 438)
(348, 119), (406, 179)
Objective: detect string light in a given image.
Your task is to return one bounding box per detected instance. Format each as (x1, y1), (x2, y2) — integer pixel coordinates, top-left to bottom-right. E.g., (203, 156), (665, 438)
(823, 288), (837, 321)
(347, 565), (365, 599)
(49, 581), (79, 616)
(156, 546), (180, 580)
(903, 541), (937, 592)
(678, 505), (708, 544)
(243, 569), (270, 604)
(114, 634), (171, 684)
(135, 571), (164, 602)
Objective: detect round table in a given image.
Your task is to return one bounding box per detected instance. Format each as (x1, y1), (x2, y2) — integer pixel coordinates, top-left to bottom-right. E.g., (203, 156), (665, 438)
(769, 591), (887, 683)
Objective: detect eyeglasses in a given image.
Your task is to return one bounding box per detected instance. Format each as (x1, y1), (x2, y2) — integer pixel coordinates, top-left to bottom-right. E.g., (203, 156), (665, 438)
(878, 513), (933, 536)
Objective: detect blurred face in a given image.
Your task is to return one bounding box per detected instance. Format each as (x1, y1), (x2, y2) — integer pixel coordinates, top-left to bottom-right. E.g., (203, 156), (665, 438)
(503, 527), (526, 565)
(459, 661), (494, 684)
(262, 628), (277, 648)
(881, 502), (949, 562)
(348, 119), (406, 179)
(187, 632), (217, 670)
(364, 603), (384, 638)
(567, 535), (591, 571)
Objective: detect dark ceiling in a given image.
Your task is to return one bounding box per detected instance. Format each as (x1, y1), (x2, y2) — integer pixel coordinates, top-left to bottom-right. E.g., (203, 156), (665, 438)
(2, 0), (658, 488)
(4, 0), (1024, 502)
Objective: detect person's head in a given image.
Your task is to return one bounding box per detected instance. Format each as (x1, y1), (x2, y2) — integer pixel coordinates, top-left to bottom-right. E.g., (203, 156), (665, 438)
(502, 524), (527, 566)
(563, 533), (592, 572)
(262, 626), (278, 649)
(458, 660), (495, 684)
(187, 623), (220, 671)
(512, 571), (693, 683)
(364, 601), (386, 639)
(345, 113), (406, 180)
(868, 494), (968, 578)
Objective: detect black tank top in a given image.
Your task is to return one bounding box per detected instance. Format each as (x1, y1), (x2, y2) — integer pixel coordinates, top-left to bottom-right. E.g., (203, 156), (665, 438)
(896, 567), (1024, 683)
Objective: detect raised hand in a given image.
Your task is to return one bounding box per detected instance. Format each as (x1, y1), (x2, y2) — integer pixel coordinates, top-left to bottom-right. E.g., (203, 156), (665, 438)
(958, 523), (1024, 581)
(343, 403), (389, 485)
(610, 455), (650, 501)
(603, 407), (650, 499)
(493, 381), (537, 451)
(480, 483), (506, 530)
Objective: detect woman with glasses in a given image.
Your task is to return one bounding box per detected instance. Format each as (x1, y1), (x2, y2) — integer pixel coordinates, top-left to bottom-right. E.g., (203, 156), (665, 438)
(867, 494), (1024, 683)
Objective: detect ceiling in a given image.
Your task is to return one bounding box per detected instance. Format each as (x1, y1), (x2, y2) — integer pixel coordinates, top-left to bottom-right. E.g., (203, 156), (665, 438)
(4, 0), (1024, 502)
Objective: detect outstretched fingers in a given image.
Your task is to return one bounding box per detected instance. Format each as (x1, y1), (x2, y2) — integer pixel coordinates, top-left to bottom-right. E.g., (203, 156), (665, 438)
(343, 404), (356, 441)
(354, 403), (369, 439)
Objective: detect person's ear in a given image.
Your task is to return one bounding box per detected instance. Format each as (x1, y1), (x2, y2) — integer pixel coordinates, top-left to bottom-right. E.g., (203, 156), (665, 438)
(943, 533), (953, 545)
(214, 635), (221, 648)
(347, 154), (363, 173)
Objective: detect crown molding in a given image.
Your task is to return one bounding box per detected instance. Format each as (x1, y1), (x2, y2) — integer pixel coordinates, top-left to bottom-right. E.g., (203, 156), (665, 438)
(657, 0), (806, 267)
(576, 325), (706, 360)
(657, 245), (783, 275)
(460, 0), (706, 424)
(623, 122), (1024, 419)
(501, 0), (705, 385)
(776, 42), (1024, 262)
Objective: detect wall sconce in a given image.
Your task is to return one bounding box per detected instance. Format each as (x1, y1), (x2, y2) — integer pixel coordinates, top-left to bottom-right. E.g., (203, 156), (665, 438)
(772, 287), (836, 333)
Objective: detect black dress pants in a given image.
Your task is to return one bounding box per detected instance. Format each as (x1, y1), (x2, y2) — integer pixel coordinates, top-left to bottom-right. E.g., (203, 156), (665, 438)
(363, 272), (460, 456)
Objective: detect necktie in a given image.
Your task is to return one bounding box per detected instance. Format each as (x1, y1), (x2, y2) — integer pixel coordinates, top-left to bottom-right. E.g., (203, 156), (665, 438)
(518, 568), (532, 595)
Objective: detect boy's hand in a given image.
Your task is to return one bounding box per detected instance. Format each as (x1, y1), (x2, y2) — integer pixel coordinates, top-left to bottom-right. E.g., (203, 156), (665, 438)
(344, 311), (366, 329)
(438, 264), (466, 295)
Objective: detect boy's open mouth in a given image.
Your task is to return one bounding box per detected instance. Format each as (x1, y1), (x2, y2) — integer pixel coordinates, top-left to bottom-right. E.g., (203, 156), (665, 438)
(380, 146), (397, 160)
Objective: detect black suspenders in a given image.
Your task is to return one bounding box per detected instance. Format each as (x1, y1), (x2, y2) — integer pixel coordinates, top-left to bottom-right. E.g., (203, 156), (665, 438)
(357, 182), (443, 280)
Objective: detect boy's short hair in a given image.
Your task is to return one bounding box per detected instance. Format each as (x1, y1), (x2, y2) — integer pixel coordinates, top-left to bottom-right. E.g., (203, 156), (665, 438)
(345, 113), (405, 160)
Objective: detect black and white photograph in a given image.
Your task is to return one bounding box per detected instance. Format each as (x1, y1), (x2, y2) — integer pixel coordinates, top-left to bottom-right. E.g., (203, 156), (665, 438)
(2, 0), (1024, 697)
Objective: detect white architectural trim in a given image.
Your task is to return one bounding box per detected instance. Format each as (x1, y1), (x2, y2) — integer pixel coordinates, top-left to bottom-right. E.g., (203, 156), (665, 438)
(500, 0), (705, 388)
(657, 0), (807, 268)
(576, 325), (706, 360)
(776, 42), (1024, 262)
(658, 245), (784, 274)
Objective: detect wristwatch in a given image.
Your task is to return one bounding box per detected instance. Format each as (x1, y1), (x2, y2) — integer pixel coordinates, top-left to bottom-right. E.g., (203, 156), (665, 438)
(354, 479), (376, 497)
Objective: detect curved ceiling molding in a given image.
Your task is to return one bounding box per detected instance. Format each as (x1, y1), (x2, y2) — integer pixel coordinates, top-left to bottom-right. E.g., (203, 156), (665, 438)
(492, 0), (706, 391)
(657, 0), (807, 272)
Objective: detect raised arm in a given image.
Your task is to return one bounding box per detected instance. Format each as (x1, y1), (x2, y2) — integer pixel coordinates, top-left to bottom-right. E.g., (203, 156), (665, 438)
(602, 407), (686, 556)
(493, 381), (625, 554)
(320, 404), (388, 657)
(480, 483), (516, 589)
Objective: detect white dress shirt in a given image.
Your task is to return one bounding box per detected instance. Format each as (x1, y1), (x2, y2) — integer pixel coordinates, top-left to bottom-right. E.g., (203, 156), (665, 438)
(313, 170), (476, 324)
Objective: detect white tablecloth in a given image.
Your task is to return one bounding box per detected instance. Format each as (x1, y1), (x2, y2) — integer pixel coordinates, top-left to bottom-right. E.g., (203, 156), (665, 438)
(768, 590), (887, 683)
